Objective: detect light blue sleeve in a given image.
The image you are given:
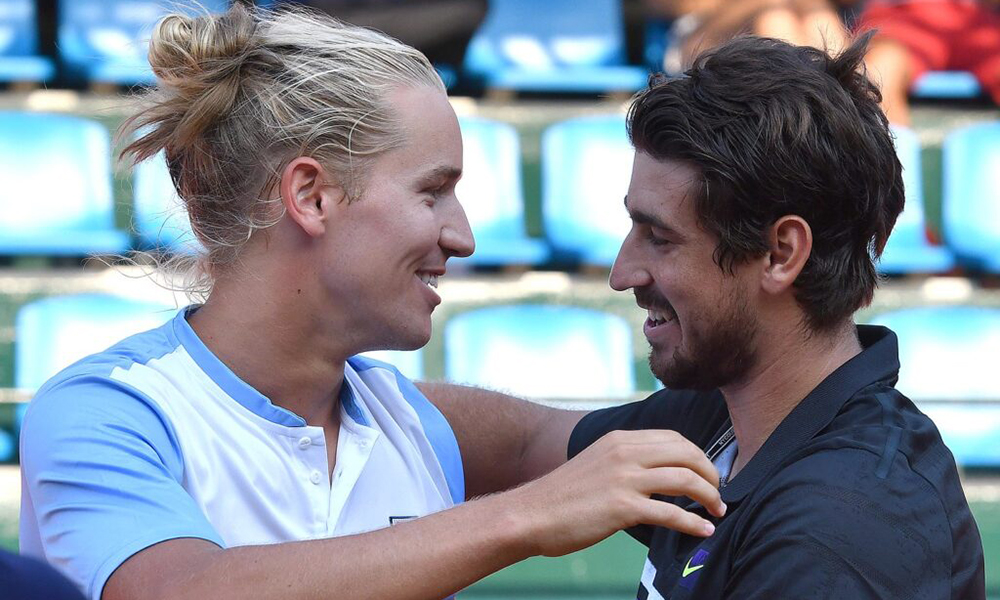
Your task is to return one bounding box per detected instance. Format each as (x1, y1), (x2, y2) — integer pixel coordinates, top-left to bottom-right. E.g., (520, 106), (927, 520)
(19, 374), (224, 600)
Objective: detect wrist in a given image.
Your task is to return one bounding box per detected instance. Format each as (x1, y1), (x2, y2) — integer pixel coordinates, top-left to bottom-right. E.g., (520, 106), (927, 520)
(478, 484), (546, 561)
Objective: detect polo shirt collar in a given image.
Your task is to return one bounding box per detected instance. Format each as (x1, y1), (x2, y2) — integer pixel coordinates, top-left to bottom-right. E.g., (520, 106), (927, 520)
(720, 324), (899, 503)
(173, 306), (363, 428)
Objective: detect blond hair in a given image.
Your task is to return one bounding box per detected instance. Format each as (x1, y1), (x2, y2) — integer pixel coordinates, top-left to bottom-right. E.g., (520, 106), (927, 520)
(119, 3), (444, 295)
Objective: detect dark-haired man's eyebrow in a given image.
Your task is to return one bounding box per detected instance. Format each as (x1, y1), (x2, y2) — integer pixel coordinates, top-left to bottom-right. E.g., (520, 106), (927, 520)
(624, 195), (686, 242)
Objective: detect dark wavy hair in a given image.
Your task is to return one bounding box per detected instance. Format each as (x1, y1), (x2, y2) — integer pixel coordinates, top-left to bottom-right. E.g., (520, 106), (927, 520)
(627, 32), (904, 331)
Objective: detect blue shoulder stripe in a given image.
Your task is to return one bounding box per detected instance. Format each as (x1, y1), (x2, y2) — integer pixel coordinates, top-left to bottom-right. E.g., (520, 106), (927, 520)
(351, 356), (465, 504)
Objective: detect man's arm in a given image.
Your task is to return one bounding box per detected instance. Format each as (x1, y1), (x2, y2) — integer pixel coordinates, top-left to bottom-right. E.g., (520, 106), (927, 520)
(23, 380), (725, 600)
(105, 429), (727, 600)
(417, 382), (588, 497)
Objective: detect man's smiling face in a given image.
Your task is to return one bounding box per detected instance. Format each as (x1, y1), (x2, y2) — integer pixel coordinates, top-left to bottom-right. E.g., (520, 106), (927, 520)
(610, 152), (760, 390)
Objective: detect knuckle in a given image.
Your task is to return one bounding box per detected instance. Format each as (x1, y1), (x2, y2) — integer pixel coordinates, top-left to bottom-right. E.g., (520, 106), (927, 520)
(674, 467), (695, 486)
(604, 430), (627, 444)
(603, 440), (631, 463)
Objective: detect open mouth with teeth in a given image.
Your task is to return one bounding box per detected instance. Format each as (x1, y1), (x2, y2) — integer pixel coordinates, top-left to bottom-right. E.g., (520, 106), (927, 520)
(646, 305), (677, 327)
(417, 272), (439, 289)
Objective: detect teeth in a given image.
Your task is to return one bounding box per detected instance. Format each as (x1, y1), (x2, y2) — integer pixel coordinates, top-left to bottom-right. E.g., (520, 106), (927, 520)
(418, 273), (439, 288)
(646, 307), (675, 325)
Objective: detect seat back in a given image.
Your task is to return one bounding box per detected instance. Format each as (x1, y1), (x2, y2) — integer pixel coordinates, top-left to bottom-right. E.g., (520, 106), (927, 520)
(943, 122), (1000, 272)
(444, 304), (635, 400)
(132, 150), (204, 254)
(872, 306), (1000, 401)
(15, 293), (176, 390)
(879, 126), (954, 274)
(542, 114), (633, 266)
(871, 306), (1000, 467)
(0, 112), (128, 255)
(0, 0), (40, 58)
(464, 0), (627, 74)
(454, 116), (547, 265)
(457, 116), (526, 241)
(58, 0), (228, 83)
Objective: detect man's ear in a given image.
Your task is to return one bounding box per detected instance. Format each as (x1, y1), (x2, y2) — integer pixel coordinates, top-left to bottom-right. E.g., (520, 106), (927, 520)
(279, 157), (347, 237)
(761, 215), (812, 295)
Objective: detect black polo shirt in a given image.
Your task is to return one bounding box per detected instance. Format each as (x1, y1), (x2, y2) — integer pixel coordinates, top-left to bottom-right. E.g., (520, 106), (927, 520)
(569, 326), (985, 599)
(0, 550), (85, 600)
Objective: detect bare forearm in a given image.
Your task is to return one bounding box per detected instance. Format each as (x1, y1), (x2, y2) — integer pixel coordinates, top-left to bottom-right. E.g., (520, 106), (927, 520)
(117, 492), (534, 600)
(418, 382), (587, 497)
(108, 430), (726, 600)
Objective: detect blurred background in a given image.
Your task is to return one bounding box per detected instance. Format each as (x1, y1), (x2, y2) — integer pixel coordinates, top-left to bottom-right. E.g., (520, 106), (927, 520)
(0, 0), (998, 597)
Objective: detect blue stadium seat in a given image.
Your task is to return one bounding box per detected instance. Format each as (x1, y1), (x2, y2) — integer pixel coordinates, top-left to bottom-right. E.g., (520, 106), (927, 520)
(918, 403), (1000, 469)
(444, 304), (635, 399)
(132, 151), (204, 254)
(453, 116), (548, 267)
(0, 0), (55, 82)
(0, 112), (130, 256)
(871, 306), (1000, 467)
(911, 71), (983, 99)
(879, 126), (955, 274)
(0, 427), (13, 463)
(542, 114), (633, 266)
(15, 293), (176, 391)
(873, 306), (1000, 401)
(463, 0), (648, 93)
(359, 350), (424, 381)
(942, 122), (1000, 273)
(58, 0), (228, 85)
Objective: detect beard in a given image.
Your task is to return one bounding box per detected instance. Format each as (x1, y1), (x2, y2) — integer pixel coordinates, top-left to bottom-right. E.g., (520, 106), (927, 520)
(639, 285), (759, 391)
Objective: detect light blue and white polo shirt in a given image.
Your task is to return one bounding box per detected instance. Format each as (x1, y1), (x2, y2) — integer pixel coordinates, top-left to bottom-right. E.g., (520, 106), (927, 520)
(19, 307), (464, 600)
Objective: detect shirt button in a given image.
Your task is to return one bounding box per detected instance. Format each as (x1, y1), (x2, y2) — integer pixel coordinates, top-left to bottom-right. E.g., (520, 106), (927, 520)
(298, 437), (312, 449)
(309, 470), (322, 485)
(358, 439), (369, 450)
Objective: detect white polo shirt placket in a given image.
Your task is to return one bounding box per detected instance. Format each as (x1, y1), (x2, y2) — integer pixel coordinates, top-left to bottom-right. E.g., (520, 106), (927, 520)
(328, 407), (380, 532)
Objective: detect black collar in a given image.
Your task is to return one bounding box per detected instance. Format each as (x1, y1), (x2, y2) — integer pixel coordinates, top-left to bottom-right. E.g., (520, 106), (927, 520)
(719, 325), (900, 503)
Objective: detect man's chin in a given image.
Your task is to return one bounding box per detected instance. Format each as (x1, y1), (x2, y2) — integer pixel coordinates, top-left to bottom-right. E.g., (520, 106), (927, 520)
(650, 350), (721, 391)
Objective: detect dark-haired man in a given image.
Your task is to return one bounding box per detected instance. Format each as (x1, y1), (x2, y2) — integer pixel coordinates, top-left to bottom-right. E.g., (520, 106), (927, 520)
(422, 32), (985, 599)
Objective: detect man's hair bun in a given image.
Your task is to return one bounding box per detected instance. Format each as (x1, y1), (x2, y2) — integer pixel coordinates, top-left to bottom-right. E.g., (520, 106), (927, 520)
(119, 3), (443, 296)
(145, 5), (257, 151)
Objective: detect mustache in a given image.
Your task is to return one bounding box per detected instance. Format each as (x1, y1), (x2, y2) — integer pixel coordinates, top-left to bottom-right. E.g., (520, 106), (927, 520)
(634, 287), (677, 317)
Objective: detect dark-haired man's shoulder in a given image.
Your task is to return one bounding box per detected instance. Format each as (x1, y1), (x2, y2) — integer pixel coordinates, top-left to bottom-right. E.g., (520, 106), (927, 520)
(0, 550), (86, 600)
(729, 385), (986, 599)
(569, 387), (729, 460)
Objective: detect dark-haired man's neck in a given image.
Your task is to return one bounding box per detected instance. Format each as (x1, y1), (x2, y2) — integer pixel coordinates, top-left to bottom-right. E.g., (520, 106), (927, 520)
(720, 318), (861, 478)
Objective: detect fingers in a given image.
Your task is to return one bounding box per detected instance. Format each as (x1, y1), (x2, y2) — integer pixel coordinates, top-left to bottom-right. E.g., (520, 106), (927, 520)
(635, 497), (717, 538)
(596, 430), (718, 486)
(634, 439), (720, 489)
(636, 467), (726, 519)
(593, 429), (726, 517)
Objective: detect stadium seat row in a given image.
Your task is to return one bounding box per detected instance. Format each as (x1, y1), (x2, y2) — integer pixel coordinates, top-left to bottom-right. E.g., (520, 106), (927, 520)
(0, 0), (988, 99)
(2, 110), (999, 273)
(2, 293), (1000, 466)
(0, 0), (229, 85)
(0, 0), (646, 92)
